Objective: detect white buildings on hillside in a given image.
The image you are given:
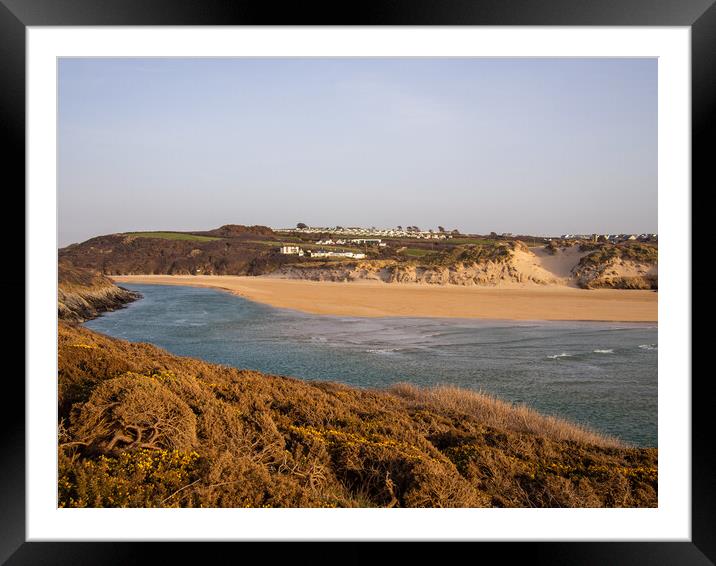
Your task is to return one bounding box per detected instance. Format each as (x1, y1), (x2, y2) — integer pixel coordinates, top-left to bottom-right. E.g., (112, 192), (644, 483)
(308, 250), (366, 259)
(350, 238), (382, 245)
(279, 245), (304, 256)
(279, 226), (451, 240)
(558, 233), (657, 243)
(317, 237), (388, 248)
(278, 244), (366, 259)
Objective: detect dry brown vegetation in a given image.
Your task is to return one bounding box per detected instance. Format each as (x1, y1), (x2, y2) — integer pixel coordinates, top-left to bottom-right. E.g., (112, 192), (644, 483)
(389, 384), (618, 447)
(58, 323), (657, 508)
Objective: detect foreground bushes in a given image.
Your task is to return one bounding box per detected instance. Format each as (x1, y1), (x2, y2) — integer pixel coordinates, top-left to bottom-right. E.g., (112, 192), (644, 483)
(58, 323), (657, 508)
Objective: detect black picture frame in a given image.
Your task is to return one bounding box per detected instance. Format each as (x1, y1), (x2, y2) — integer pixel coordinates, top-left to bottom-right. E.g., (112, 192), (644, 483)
(6, 1), (704, 564)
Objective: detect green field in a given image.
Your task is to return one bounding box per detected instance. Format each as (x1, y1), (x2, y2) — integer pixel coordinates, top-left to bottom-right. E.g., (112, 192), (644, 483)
(446, 238), (498, 245)
(245, 240), (281, 247)
(401, 247), (437, 258)
(125, 232), (221, 242)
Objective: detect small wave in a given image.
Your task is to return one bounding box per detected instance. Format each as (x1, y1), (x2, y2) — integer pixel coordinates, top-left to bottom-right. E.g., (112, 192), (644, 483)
(638, 344), (658, 351)
(366, 348), (401, 354)
(593, 349), (614, 354)
(547, 353), (572, 359)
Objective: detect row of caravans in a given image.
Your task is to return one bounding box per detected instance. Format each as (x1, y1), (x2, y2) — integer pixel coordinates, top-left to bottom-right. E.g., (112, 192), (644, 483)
(279, 245), (366, 259)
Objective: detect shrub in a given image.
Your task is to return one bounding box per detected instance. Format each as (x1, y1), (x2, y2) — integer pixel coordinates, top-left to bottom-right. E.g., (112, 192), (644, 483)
(59, 447), (202, 507)
(71, 373), (197, 453)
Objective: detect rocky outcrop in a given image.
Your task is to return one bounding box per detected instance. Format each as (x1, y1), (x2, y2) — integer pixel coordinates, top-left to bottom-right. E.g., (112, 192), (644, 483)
(58, 262), (140, 322)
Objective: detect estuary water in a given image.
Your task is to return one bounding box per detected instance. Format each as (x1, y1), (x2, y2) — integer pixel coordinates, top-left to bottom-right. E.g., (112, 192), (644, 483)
(85, 284), (658, 446)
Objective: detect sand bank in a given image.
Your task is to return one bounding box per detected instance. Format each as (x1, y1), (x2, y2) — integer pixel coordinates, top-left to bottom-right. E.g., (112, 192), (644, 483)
(112, 275), (657, 322)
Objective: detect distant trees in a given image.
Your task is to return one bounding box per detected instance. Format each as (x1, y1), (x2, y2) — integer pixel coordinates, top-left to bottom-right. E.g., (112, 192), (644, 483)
(296, 223), (308, 229)
(397, 225), (402, 230)
(438, 226), (445, 233)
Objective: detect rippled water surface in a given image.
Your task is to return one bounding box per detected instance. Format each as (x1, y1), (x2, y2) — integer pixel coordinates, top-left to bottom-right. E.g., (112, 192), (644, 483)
(85, 284), (658, 446)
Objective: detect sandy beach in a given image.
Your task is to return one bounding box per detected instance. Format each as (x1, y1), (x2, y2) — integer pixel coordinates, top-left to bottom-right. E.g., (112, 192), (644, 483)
(112, 275), (658, 322)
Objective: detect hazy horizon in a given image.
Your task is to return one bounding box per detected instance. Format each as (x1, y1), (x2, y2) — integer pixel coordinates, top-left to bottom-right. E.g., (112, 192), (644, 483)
(58, 58), (657, 247)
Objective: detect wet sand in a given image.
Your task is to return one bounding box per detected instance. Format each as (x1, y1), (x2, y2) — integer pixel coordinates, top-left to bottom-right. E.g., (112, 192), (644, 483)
(112, 275), (658, 322)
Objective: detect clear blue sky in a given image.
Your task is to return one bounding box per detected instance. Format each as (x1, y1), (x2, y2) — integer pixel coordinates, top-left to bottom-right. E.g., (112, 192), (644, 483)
(58, 58), (657, 246)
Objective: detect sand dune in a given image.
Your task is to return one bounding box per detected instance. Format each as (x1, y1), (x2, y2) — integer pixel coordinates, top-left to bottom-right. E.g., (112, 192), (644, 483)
(113, 275), (657, 322)
(525, 245), (588, 282)
(267, 243), (652, 289)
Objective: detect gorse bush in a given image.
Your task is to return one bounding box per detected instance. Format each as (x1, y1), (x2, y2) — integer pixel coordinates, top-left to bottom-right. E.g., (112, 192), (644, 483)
(59, 448), (202, 508)
(544, 240), (560, 255)
(71, 373), (198, 453)
(58, 323), (657, 508)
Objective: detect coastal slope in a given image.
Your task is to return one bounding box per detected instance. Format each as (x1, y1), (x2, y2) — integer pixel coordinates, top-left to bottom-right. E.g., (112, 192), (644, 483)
(59, 227), (657, 290)
(58, 323), (657, 508)
(58, 261), (140, 322)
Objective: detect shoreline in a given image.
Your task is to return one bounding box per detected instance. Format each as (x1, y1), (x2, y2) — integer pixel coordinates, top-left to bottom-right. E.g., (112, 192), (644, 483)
(112, 275), (658, 322)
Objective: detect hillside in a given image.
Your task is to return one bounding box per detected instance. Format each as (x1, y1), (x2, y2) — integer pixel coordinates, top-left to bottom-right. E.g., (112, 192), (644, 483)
(58, 323), (657, 508)
(58, 261), (140, 322)
(59, 226), (657, 289)
(59, 225), (293, 277)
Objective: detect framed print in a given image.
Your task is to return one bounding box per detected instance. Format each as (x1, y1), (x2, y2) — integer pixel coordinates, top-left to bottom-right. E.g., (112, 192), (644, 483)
(7, 0), (706, 564)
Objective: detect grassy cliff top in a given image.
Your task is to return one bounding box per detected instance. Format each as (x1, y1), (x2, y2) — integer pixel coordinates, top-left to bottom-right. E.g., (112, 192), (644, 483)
(123, 231), (222, 242)
(59, 261), (118, 290)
